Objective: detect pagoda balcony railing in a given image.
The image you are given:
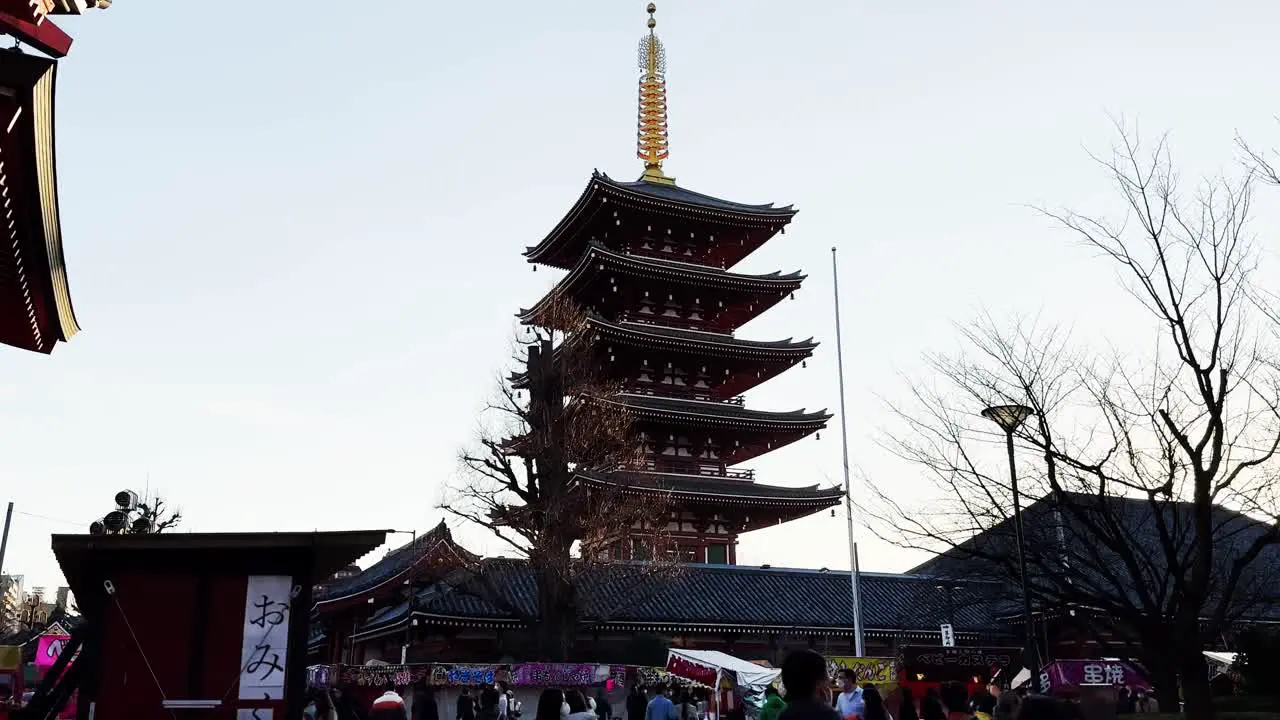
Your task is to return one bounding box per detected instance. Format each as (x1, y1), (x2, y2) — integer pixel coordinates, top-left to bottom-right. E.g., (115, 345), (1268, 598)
(626, 383), (746, 406)
(642, 456), (755, 480)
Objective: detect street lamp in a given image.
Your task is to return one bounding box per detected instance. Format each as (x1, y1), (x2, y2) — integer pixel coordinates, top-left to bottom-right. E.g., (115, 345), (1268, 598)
(387, 529), (418, 664)
(981, 403), (1039, 677)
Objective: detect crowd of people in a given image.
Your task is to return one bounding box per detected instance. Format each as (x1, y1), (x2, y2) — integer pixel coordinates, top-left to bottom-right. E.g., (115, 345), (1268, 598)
(773, 650), (1142, 720)
(304, 650), (1157, 720)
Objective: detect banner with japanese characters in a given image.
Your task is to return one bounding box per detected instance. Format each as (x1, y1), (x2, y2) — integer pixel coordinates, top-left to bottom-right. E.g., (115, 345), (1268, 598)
(239, 575), (294, 700)
(827, 657), (897, 685)
(1038, 660), (1150, 692)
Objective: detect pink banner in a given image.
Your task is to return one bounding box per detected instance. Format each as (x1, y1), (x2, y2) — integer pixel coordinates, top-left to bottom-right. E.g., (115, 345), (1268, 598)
(35, 635), (70, 669)
(1038, 660), (1149, 692)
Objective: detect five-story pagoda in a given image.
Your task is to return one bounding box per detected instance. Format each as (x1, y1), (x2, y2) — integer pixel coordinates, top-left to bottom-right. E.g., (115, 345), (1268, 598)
(518, 4), (841, 565)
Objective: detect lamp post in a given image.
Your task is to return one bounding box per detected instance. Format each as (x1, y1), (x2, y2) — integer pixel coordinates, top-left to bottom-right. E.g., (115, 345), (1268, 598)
(388, 529), (418, 664)
(981, 403), (1038, 676)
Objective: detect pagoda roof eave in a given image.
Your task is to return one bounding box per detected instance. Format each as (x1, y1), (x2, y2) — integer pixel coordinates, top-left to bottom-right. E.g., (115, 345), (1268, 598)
(589, 316), (818, 356)
(524, 171), (798, 269)
(517, 244), (805, 325)
(614, 393), (831, 428)
(575, 469), (843, 506)
(0, 51), (78, 353)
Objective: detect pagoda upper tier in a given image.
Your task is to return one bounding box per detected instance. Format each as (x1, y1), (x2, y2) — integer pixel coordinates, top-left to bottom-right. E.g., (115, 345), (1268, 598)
(511, 314), (817, 401)
(519, 244), (804, 333)
(524, 171), (797, 271)
(618, 393), (829, 467)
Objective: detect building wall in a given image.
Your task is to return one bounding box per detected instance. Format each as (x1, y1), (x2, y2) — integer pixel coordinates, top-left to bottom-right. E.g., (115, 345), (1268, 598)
(0, 574), (21, 635)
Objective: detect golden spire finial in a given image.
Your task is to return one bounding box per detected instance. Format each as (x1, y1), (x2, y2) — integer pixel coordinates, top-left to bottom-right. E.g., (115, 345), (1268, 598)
(636, 3), (674, 185)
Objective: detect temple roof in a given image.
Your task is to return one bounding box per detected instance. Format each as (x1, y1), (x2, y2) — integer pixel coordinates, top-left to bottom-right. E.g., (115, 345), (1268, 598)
(0, 51), (78, 353)
(312, 522), (476, 610)
(518, 244), (804, 330)
(615, 393), (830, 428)
(524, 172), (798, 270)
(346, 561), (1012, 639)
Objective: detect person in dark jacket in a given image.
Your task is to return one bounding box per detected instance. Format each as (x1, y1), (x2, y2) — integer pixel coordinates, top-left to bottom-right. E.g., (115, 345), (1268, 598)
(479, 687), (502, 720)
(458, 688), (478, 720)
(413, 682), (439, 720)
(777, 650), (840, 720)
(627, 687), (649, 720)
(595, 688), (613, 720)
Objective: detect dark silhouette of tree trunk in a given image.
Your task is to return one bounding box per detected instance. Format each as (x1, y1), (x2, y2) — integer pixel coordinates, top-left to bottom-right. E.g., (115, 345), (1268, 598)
(867, 127), (1280, 720)
(441, 295), (674, 661)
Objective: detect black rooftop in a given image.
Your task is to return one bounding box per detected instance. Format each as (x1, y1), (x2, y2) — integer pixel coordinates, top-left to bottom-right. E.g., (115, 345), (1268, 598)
(313, 522), (461, 605)
(599, 173), (796, 217)
(352, 560), (1012, 636)
(617, 393), (830, 426)
(523, 172), (798, 270)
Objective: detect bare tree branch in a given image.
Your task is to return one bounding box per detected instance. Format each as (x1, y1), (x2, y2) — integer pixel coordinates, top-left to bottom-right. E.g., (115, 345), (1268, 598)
(865, 127), (1280, 719)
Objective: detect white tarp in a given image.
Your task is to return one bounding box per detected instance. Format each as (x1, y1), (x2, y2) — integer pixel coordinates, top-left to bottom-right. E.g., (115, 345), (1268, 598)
(667, 648), (781, 696)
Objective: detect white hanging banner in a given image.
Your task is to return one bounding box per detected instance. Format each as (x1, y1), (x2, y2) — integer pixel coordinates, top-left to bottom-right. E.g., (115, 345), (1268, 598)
(940, 623), (955, 648)
(237, 709), (274, 720)
(238, 575), (293, 700)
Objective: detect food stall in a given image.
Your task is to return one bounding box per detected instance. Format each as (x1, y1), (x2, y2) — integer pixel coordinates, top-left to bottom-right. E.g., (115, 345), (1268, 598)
(896, 646), (1022, 697)
(666, 649), (780, 719)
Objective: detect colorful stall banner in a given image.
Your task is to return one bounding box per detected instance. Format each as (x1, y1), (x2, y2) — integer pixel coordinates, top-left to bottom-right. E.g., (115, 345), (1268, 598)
(1038, 661), (1149, 692)
(828, 657), (896, 685)
(665, 654), (718, 688)
(897, 646), (1021, 683)
(341, 664), (434, 688)
(512, 663), (608, 687)
(34, 635), (70, 670)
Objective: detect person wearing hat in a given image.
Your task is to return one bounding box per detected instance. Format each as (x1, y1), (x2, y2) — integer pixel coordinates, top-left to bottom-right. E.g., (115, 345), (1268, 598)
(372, 688), (409, 720)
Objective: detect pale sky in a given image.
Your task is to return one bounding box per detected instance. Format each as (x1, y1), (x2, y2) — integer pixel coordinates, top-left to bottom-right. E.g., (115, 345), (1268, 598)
(4, 1), (1280, 592)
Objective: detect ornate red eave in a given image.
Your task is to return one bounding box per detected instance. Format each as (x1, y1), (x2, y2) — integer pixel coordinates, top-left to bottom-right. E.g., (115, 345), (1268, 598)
(0, 50), (79, 352)
(0, 0), (105, 59)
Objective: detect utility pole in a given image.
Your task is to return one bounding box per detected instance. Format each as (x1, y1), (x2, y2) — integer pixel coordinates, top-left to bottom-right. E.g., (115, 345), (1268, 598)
(831, 248), (864, 656)
(0, 501), (13, 578)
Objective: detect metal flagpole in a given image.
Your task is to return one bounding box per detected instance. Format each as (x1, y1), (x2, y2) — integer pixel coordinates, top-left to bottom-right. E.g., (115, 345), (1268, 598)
(831, 247), (864, 657)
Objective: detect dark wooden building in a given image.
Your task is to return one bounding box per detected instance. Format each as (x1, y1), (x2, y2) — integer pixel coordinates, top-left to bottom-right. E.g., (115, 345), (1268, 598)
(309, 527), (1015, 667)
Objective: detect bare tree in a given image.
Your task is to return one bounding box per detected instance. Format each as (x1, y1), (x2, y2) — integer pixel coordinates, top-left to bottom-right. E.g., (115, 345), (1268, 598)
(131, 496), (182, 534)
(441, 294), (675, 661)
(868, 130), (1280, 719)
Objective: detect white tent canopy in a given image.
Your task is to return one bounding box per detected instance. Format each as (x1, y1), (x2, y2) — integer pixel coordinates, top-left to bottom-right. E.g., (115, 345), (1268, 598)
(667, 648), (781, 691)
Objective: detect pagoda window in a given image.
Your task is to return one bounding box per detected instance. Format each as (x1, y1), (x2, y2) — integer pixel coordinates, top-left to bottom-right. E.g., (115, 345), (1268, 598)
(661, 365), (689, 387)
(707, 544), (729, 565)
(693, 366), (712, 389)
(662, 294), (682, 318)
(638, 295), (657, 315)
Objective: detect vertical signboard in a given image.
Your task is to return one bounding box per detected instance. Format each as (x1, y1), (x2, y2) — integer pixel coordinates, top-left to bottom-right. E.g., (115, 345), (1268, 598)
(238, 575), (293, 701)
